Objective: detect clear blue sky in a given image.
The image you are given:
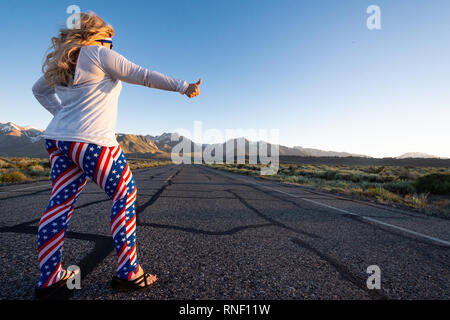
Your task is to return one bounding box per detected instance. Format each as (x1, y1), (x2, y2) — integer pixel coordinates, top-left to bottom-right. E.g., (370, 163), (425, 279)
(0, 0), (449, 158)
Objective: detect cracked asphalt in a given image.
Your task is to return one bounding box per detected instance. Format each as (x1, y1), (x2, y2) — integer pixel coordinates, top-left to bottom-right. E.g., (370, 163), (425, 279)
(0, 164), (449, 300)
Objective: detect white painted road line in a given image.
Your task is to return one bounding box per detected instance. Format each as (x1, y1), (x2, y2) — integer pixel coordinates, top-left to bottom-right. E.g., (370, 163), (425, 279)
(215, 169), (450, 247)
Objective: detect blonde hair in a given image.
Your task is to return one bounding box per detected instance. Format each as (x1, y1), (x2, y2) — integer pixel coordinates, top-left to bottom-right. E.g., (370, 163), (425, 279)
(42, 12), (114, 87)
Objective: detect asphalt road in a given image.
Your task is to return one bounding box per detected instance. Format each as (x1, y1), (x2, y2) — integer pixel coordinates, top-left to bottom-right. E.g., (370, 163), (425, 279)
(0, 164), (449, 300)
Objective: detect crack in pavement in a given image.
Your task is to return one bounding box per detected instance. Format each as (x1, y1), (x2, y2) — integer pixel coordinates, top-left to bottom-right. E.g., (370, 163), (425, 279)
(135, 168), (182, 224)
(138, 222), (273, 236)
(291, 237), (387, 300)
(227, 189), (321, 240)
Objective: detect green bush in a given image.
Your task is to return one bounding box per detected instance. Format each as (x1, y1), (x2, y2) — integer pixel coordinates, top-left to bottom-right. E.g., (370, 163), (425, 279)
(384, 181), (416, 195)
(360, 182), (378, 190)
(414, 173), (450, 195)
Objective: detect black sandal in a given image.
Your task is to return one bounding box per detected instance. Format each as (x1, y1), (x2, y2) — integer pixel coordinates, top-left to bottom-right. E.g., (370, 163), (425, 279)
(111, 273), (157, 290)
(34, 269), (73, 300)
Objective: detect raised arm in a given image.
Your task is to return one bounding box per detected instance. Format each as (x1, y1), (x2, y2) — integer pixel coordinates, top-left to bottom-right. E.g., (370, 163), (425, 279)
(98, 47), (189, 94)
(32, 76), (63, 115)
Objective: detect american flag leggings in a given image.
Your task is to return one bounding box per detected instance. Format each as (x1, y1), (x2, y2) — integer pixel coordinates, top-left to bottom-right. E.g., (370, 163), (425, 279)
(36, 139), (141, 288)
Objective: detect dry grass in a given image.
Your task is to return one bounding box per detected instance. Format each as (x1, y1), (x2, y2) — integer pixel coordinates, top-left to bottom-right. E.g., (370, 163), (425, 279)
(0, 170), (28, 183)
(127, 159), (172, 170)
(0, 157), (172, 184)
(0, 157), (50, 183)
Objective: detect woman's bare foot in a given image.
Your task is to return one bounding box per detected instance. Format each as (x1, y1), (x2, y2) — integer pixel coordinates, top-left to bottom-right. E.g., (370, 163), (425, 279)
(129, 266), (157, 287)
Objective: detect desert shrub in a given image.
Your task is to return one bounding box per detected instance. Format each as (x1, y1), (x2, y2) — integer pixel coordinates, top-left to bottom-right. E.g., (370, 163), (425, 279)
(365, 187), (380, 198)
(404, 193), (428, 208)
(397, 167), (415, 180)
(323, 170), (338, 180)
(414, 173), (450, 195)
(283, 175), (309, 184)
(334, 181), (348, 189)
(364, 187), (402, 203)
(383, 181), (416, 195)
(350, 187), (364, 195)
(334, 172), (383, 183)
(360, 182), (378, 190)
(366, 166), (385, 174)
(350, 173), (366, 182)
(15, 159), (36, 169)
(0, 159), (12, 168)
(283, 175), (299, 183)
(27, 165), (46, 177)
(312, 170), (338, 180)
(323, 185), (346, 193)
(0, 171), (28, 183)
(295, 175), (309, 184)
(41, 160), (51, 169)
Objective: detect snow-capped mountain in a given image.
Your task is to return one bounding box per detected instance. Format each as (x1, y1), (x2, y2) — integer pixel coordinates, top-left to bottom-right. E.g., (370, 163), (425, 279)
(0, 122), (44, 142)
(0, 122), (47, 157)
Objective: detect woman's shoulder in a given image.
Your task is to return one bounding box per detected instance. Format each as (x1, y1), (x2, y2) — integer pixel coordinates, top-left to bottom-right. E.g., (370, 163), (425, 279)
(80, 45), (103, 54)
(79, 45), (118, 66)
(78, 45), (101, 61)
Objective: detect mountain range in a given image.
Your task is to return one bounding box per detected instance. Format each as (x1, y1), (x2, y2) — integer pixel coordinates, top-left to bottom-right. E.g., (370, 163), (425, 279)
(0, 122), (446, 160)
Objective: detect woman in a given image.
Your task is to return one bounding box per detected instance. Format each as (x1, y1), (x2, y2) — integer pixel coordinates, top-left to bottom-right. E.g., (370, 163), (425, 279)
(32, 12), (201, 298)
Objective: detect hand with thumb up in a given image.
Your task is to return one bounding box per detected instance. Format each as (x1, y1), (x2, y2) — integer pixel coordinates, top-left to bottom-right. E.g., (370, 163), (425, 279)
(185, 78), (202, 98)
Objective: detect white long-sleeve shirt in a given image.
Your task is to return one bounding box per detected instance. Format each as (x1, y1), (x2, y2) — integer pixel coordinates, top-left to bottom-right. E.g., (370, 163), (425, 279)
(32, 45), (189, 146)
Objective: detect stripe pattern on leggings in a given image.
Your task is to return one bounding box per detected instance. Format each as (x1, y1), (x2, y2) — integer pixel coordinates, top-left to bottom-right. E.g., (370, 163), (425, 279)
(36, 139), (139, 288)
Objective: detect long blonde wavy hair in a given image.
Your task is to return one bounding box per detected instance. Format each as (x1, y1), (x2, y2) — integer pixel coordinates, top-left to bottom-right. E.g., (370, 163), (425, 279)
(43, 12), (114, 87)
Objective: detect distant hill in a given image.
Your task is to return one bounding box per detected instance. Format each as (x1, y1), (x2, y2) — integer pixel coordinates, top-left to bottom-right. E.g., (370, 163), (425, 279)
(199, 138), (369, 158)
(293, 146), (369, 158)
(203, 138), (307, 158)
(396, 152), (443, 159)
(146, 132), (201, 154)
(115, 134), (169, 158)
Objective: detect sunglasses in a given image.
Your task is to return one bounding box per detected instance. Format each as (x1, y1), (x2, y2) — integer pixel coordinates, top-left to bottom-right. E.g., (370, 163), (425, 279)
(95, 39), (113, 50)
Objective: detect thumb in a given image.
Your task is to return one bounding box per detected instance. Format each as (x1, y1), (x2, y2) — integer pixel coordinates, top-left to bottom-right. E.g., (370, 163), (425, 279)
(195, 78), (202, 86)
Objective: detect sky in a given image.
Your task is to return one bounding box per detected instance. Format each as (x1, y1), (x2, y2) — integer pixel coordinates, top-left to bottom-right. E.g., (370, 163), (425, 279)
(0, 0), (449, 158)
